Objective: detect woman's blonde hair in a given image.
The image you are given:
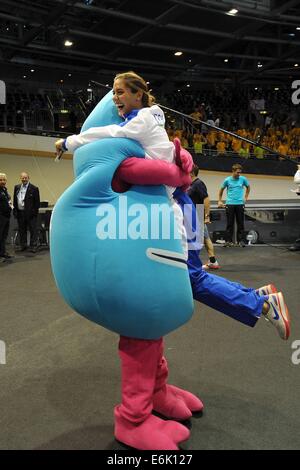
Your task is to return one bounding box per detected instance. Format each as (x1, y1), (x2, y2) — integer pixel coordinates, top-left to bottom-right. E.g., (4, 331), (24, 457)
(114, 71), (156, 108)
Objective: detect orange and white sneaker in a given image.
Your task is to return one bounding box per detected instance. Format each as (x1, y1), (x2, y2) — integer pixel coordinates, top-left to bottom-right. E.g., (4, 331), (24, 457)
(202, 260), (220, 270)
(264, 292), (290, 340)
(256, 284), (278, 296)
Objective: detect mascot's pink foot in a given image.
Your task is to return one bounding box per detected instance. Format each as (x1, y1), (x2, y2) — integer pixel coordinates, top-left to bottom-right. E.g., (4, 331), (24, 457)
(114, 406), (190, 450)
(153, 384), (204, 420)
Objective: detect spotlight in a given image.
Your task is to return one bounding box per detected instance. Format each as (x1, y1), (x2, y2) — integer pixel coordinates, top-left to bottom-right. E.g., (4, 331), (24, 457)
(226, 9), (238, 16)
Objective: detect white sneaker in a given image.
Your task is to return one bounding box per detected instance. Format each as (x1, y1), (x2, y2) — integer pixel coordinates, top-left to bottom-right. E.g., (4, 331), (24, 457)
(264, 292), (290, 340)
(256, 284), (277, 296)
(202, 261), (220, 270)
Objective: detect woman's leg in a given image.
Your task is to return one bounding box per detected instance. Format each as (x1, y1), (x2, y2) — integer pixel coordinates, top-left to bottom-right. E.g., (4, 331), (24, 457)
(189, 249), (264, 327)
(174, 189), (265, 328)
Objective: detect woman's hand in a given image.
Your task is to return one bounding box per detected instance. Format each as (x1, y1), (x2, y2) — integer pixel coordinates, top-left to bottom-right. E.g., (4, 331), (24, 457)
(55, 139), (66, 155)
(55, 139), (66, 161)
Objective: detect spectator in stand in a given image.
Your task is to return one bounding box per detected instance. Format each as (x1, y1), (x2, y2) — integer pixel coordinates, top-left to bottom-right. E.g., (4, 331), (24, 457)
(203, 113), (215, 136)
(206, 130), (217, 156)
(239, 142), (250, 158)
(289, 142), (300, 160)
(277, 138), (289, 160)
(193, 133), (207, 155)
(180, 131), (189, 149)
(216, 138), (226, 157)
(189, 107), (202, 130)
(0, 173), (13, 260)
(265, 114), (272, 129)
(206, 113), (215, 128)
(214, 116), (220, 128)
(188, 165), (220, 270)
(231, 137), (242, 156)
(199, 103), (206, 122)
(166, 127), (175, 142)
(254, 145), (264, 159)
(174, 129), (183, 140)
(218, 164), (250, 247)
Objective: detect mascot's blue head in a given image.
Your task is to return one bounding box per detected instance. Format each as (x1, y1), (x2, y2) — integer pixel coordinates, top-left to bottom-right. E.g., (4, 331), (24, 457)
(50, 90), (193, 339)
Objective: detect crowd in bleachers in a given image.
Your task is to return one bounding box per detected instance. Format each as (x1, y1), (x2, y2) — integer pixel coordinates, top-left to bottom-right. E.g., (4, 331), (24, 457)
(165, 126), (300, 161)
(161, 84), (299, 161)
(0, 86), (86, 134)
(1, 83), (299, 160)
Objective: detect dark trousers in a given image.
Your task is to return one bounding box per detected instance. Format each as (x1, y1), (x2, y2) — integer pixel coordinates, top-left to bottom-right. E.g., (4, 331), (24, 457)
(225, 204), (245, 243)
(0, 214), (10, 255)
(17, 212), (38, 248)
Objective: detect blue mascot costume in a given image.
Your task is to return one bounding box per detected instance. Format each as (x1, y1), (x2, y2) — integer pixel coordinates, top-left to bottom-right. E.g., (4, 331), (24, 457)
(50, 91), (203, 450)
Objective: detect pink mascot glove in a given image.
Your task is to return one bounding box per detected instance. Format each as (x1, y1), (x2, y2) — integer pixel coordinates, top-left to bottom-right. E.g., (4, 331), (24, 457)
(174, 137), (194, 174)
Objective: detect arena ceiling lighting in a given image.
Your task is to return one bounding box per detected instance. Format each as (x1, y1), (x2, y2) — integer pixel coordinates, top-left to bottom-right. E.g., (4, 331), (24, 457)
(226, 9), (238, 16)
(0, 0), (299, 87)
(215, 0), (271, 12)
(174, 51), (183, 56)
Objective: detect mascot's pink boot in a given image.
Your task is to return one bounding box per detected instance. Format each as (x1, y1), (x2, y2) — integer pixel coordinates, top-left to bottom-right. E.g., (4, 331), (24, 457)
(114, 336), (190, 450)
(153, 340), (204, 421)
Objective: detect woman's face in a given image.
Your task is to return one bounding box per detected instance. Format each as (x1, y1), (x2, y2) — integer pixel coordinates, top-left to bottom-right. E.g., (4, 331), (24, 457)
(113, 78), (143, 117)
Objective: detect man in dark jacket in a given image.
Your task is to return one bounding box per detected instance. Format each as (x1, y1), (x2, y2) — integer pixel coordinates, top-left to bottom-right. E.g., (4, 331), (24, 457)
(13, 172), (40, 252)
(0, 173), (13, 259)
(188, 165), (220, 269)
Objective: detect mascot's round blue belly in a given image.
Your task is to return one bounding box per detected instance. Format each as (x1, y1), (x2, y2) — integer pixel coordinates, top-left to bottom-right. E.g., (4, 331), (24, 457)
(50, 91), (194, 339)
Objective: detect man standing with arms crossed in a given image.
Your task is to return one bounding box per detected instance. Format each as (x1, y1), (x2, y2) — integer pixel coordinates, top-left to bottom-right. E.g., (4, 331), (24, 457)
(218, 164), (250, 247)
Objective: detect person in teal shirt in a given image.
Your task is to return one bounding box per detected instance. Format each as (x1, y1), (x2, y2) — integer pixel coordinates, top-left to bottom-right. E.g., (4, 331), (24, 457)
(218, 163), (250, 246)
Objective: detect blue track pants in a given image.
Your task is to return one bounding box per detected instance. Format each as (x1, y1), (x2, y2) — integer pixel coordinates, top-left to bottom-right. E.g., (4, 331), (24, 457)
(174, 189), (265, 327)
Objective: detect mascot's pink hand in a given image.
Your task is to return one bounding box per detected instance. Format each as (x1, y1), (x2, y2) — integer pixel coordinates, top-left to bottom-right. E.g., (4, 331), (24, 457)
(174, 137), (194, 174)
(114, 158), (191, 192)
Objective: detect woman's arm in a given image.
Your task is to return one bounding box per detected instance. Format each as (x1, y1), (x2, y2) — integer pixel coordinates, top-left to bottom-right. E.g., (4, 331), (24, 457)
(60, 110), (151, 153)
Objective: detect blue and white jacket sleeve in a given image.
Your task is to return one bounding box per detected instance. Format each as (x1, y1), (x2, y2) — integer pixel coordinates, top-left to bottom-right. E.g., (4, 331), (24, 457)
(65, 109), (151, 153)
(294, 169), (300, 185)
